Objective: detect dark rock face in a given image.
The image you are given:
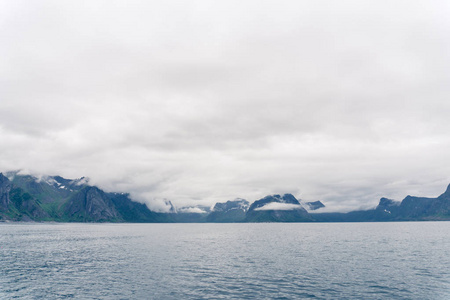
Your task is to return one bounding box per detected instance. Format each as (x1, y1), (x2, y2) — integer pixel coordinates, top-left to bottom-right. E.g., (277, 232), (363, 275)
(164, 200), (177, 213)
(109, 193), (164, 222)
(396, 195), (433, 219)
(65, 187), (120, 222)
(213, 198), (249, 212)
(395, 185), (450, 220)
(377, 197), (400, 208)
(305, 201), (325, 211)
(65, 187), (169, 222)
(207, 199), (249, 222)
(435, 184), (450, 215)
(0, 174), (12, 211)
(373, 197), (401, 219)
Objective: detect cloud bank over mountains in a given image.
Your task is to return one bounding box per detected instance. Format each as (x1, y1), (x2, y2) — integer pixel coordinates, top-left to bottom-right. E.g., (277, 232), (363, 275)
(254, 203), (304, 211)
(1, 0), (450, 211)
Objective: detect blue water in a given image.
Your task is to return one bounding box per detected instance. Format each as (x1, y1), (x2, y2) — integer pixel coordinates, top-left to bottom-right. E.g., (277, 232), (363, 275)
(1, 222), (450, 299)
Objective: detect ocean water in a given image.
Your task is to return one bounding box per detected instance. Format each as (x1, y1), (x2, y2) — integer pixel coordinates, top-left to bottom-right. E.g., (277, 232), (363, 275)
(1, 222), (450, 299)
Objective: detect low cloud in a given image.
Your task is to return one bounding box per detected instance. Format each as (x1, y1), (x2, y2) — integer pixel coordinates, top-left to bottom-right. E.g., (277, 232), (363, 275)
(255, 203), (304, 211)
(178, 207), (208, 214)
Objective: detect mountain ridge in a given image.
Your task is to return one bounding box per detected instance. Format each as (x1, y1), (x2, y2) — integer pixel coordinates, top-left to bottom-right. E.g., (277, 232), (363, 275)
(1, 172), (450, 222)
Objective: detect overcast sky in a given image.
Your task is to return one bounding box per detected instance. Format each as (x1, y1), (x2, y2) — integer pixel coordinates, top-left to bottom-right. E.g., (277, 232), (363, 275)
(1, 0), (450, 211)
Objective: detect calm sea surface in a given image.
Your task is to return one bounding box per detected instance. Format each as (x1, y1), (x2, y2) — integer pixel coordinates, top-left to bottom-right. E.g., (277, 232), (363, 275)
(1, 222), (450, 299)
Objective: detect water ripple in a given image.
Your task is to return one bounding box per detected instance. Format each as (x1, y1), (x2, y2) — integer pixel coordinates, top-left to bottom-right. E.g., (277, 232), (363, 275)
(1, 222), (450, 299)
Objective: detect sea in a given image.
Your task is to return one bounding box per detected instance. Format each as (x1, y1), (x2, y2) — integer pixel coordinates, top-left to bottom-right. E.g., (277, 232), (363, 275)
(1, 222), (450, 299)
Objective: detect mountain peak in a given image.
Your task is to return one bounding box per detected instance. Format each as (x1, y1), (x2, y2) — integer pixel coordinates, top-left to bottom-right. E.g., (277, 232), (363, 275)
(445, 184), (450, 194)
(375, 198), (401, 212)
(305, 201), (325, 211)
(281, 194), (300, 204)
(0, 173), (9, 183)
(212, 198), (249, 212)
(248, 194), (303, 212)
(438, 183), (450, 199)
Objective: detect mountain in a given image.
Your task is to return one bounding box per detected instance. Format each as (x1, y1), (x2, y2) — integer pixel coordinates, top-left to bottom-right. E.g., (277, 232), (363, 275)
(64, 186), (121, 222)
(207, 199), (249, 222)
(109, 193), (166, 222)
(245, 194), (313, 222)
(0, 173), (165, 222)
(388, 184), (450, 220)
(1, 173), (321, 223)
(312, 184), (450, 222)
(207, 196), (325, 222)
(0, 173), (12, 211)
(2, 171), (449, 223)
(0, 173), (49, 221)
(207, 195), (318, 222)
(304, 201), (325, 211)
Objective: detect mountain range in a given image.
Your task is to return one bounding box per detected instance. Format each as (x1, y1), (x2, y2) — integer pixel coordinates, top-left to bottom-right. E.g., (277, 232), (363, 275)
(1, 172), (449, 222)
(312, 184), (450, 222)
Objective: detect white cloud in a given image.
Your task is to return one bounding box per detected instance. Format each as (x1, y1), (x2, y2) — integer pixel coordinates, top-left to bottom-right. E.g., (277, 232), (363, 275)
(255, 203), (305, 211)
(178, 207), (208, 214)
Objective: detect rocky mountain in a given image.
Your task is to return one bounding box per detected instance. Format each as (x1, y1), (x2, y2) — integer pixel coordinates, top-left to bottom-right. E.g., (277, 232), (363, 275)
(312, 184), (450, 222)
(0, 173), (164, 222)
(304, 201), (325, 211)
(207, 198), (249, 222)
(109, 193), (165, 222)
(245, 194), (313, 222)
(207, 195), (319, 222)
(394, 185), (450, 220)
(65, 186), (121, 222)
(0, 173), (12, 211)
(0, 173), (325, 223)
(2, 171), (449, 223)
(0, 173), (49, 221)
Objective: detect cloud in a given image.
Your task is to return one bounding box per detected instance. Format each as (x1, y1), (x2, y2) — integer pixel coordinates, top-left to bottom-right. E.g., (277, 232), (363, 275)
(178, 207), (208, 214)
(255, 203), (304, 211)
(1, 0), (450, 211)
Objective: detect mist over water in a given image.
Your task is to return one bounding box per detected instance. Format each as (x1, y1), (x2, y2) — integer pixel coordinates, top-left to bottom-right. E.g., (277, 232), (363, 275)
(1, 222), (450, 299)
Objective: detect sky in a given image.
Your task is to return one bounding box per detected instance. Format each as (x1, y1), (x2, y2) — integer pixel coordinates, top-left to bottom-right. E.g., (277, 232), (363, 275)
(1, 0), (450, 212)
